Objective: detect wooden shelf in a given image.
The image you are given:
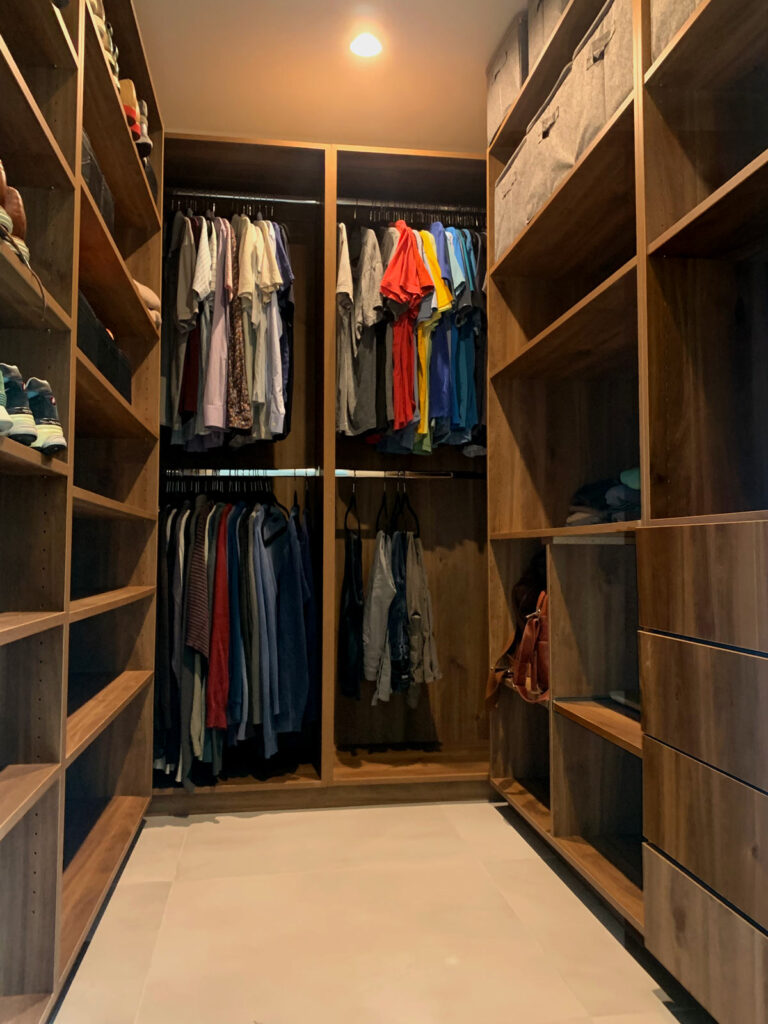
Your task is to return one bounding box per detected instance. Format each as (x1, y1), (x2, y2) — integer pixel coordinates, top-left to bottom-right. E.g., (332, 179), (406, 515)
(72, 485), (156, 522)
(154, 765), (322, 798)
(69, 585), (155, 623)
(489, 0), (606, 161)
(66, 670), (153, 765)
(0, 994), (51, 1024)
(0, 764), (58, 844)
(491, 522), (640, 541)
(334, 748), (489, 785)
(492, 259), (638, 380)
(0, 610), (65, 648)
(648, 148), (768, 261)
(82, 5), (160, 236)
(0, 242), (71, 331)
(491, 96), (635, 282)
(0, 0), (77, 74)
(554, 699), (643, 758)
(0, 436), (68, 478)
(491, 777), (553, 836)
(75, 348), (157, 441)
(645, 0), (767, 93)
(79, 183), (160, 352)
(60, 794), (148, 978)
(0, 35), (75, 190)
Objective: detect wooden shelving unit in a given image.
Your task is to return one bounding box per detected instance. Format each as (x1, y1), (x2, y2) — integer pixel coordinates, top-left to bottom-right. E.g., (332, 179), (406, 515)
(554, 699), (642, 758)
(0, 1), (162, 1019)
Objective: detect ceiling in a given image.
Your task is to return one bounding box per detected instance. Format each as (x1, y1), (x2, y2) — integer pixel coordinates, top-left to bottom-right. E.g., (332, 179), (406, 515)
(134, 0), (525, 153)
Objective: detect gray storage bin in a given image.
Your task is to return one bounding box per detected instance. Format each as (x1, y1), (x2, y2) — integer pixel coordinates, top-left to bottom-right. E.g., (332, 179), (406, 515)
(569, 11), (608, 160)
(525, 63), (578, 223)
(528, 0), (568, 69)
(487, 13), (529, 146)
(494, 134), (536, 260)
(650, 0), (695, 61)
(597, 0), (633, 120)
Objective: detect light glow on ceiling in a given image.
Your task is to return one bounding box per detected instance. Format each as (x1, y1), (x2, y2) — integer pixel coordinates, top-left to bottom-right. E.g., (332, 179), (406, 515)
(350, 32), (383, 58)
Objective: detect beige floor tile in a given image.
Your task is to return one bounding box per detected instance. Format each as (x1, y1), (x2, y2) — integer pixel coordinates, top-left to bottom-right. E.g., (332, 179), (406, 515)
(55, 881), (170, 1024)
(119, 818), (189, 884)
(440, 800), (541, 858)
(135, 859), (586, 1024)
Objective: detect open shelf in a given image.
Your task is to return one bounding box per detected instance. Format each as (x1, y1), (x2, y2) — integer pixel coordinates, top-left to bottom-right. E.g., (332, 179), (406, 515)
(154, 764), (322, 799)
(81, 5), (160, 238)
(0, 764), (58, 844)
(492, 96), (635, 284)
(491, 776), (553, 836)
(0, 611), (65, 648)
(648, 148), (768, 261)
(645, 0), (767, 92)
(491, 522), (639, 541)
(69, 585), (155, 623)
(59, 794), (148, 977)
(0, 436), (68, 478)
(79, 183), (159, 351)
(75, 348), (157, 441)
(0, 35), (75, 191)
(72, 485), (156, 522)
(492, 259), (638, 380)
(66, 670), (153, 765)
(489, 0), (607, 160)
(0, 0), (77, 75)
(554, 699), (642, 757)
(0, 242), (71, 331)
(556, 834), (644, 932)
(334, 748), (489, 785)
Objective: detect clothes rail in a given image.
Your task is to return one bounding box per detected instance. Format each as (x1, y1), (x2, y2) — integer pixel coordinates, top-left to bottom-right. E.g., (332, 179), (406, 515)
(164, 468), (321, 478)
(337, 197), (485, 215)
(335, 469), (485, 480)
(166, 187), (322, 207)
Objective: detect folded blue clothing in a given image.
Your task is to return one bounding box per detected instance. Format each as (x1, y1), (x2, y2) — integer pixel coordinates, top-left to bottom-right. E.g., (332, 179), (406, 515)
(605, 483), (641, 509)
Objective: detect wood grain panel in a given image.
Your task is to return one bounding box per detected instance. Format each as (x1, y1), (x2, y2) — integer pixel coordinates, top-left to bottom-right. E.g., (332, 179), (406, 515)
(644, 845), (768, 1024)
(640, 631), (768, 791)
(645, 738), (768, 930)
(637, 520), (768, 649)
(0, 628), (63, 764)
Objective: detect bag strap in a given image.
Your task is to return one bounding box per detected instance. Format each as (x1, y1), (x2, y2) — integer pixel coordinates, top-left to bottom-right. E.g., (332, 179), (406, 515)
(512, 592), (549, 704)
(485, 626), (519, 710)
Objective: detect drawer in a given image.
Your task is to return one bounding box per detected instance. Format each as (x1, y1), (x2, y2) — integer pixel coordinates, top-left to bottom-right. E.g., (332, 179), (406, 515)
(645, 738), (768, 930)
(644, 845), (768, 1024)
(640, 631), (768, 792)
(637, 520), (768, 652)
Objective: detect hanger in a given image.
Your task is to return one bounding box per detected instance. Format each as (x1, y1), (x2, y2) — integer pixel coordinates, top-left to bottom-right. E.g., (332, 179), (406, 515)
(344, 489), (361, 534)
(375, 489), (388, 534)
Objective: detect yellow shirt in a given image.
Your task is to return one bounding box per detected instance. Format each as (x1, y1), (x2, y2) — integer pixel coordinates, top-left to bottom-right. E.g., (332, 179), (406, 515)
(420, 230), (453, 312)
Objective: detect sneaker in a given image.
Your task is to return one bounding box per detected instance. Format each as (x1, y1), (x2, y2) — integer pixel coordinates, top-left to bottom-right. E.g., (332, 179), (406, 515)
(26, 377), (67, 454)
(0, 371), (12, 436)
(137, 100), (153, 159)
(0, 364), (37, 445)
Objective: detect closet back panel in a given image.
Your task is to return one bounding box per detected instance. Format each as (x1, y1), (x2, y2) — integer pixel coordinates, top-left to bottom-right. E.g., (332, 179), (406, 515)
(334, 479), (488, 751)
(337, 150), (485, 207)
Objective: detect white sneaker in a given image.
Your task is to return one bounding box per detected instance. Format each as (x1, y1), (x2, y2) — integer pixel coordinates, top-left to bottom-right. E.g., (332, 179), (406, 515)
(0, 363), (37, 445)
(26, 377), (67, 453)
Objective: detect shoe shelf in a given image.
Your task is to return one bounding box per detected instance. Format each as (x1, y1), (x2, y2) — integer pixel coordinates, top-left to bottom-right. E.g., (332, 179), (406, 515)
(0, 610), (66, 648)
(0, 435), (68, 479)
(66, 669), (153, 765)
(491, 95), (636, 285)
(79, 183), (160, 354)
(645, 0), (766, 92)
(59, 793), (149, 980)
(72, 484), (156, 522)
(554, 699), (643, 758)
(82, 4), (160, 238)
(648, 148), (768, 261)
(69, 584), (155, 624)
(0, 0), (78, 78)
(489, 0), (607, 161)
(0, 239), (72, 332)
(333, 748), (490, 785)
(0, 35), (76, 191)
(75, 348), (158, 442)
(0, 764), (59, 844)
(490, 259), (638, 381)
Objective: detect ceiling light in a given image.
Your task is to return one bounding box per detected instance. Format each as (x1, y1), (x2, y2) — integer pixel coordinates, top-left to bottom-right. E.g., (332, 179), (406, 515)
(350, 32), (382, 58)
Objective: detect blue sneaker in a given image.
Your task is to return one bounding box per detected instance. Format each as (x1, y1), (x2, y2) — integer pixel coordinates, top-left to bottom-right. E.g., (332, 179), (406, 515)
(0, 364), (37, 445)
(0, 369), (12, 436)
(26, 377), (67, 454)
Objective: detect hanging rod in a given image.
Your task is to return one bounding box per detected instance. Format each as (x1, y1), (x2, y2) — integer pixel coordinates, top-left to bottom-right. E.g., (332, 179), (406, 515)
(337, 196), (485, 215)
(164, 467), (321, 478)
(166, 188), (322, 207)
(335, 469), (485, 480)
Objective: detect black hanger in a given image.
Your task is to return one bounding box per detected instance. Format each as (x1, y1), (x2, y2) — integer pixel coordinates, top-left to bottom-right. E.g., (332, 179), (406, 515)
(375, 489), (388, 534)
(344, 490), (361, 534)
(400, 488), (420, 537)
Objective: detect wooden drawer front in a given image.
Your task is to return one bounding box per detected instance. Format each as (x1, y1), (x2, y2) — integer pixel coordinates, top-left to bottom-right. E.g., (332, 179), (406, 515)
(637, 521), (768, 651)
(645, 738), (768, 930)
(644, 845), (768, 1024)
(640, 631), (768, 792)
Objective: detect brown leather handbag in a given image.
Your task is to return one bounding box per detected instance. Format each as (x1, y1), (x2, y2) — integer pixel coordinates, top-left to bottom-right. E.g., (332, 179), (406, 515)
(486, 591), (550, 707)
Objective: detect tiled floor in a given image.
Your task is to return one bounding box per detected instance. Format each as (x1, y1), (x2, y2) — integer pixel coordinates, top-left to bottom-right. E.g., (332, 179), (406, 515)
(53, 801), (711, 1024)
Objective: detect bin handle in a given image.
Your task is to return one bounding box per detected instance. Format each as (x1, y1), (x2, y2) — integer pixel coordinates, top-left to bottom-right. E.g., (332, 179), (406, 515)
(540, 107), (559, 139)
(589, 25), (616, 63)
(492, 48), (509, 81)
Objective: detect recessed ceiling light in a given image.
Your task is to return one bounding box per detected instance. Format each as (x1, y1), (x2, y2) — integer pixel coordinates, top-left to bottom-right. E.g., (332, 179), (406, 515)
(350, 32), (382, 58)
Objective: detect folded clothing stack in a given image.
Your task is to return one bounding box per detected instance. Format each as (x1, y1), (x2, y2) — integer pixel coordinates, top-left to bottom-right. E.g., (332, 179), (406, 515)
(566, 468), (641, 526)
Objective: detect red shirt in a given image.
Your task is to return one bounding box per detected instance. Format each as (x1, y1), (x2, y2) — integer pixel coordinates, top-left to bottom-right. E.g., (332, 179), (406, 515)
(206, 504), (232, 729)
(380, 222), (433, 430)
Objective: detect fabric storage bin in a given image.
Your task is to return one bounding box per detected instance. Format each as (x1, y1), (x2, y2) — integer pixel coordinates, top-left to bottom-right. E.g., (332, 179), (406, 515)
(528, 0), (567, 69)
(81, 130), (115, 234)
(650, 0), (695, 61)
(494, 133), (536, 260)
(569, 10), (608, 161)
(487, 12), (529, 146)
(77, 292), (132, 402)
(525, 63), (579, 223)
(596, 0), (633, 120)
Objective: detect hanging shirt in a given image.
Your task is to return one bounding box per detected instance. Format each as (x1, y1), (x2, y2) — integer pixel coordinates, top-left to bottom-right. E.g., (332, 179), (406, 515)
(203, 218), (232, 429)
(350, 226), (384, 435)
(267, 512), (310, 734)
(363, 529), (396, 705)
(206, 504), (232, 729)
(336, 222), (356, 434)
(428, 222), (452, 289)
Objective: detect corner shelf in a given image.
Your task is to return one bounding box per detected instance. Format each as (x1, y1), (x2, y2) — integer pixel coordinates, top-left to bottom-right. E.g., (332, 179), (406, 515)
(0, 436), (68, 478)
(554, 699), (643, 757)
(82, 5), (160, 237)
(75, 348), (157, 441)
(0, 35), (75, 190)
(79, 183), (160, 353)
(0, 610), (66, 648)
(648, 148), (768, 260)
(69, 585), (155, 624)
(0, 764), (58, 843)
(66, 670), (153, 765)
(489, 0), (606, 160)
(0, 243), (71, 331)
(72, 485), (156, 522)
